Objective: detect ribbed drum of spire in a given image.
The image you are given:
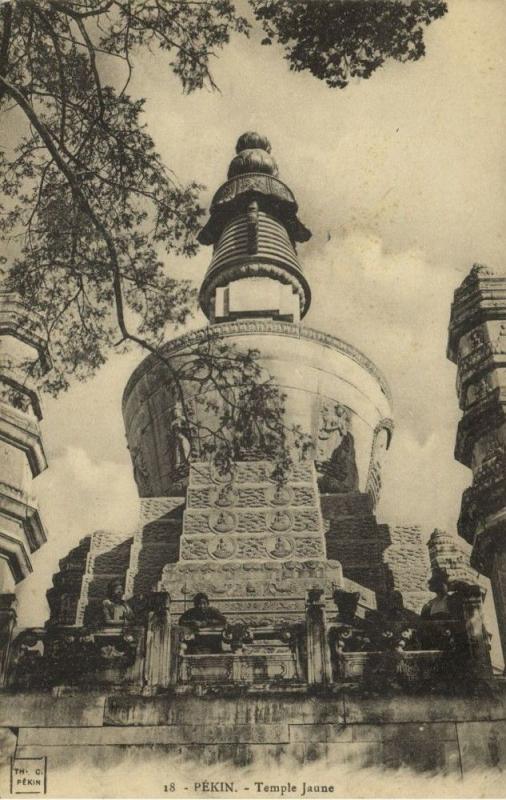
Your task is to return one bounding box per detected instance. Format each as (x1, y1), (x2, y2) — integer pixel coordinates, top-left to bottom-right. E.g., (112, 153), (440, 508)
(198, 132), (312, 323)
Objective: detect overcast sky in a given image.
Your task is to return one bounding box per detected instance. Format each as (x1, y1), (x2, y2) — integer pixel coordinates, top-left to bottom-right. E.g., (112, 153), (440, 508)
(12, 0), (506, 628)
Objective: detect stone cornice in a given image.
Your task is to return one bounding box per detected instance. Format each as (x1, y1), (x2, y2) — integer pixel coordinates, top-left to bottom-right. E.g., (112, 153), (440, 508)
(0, 366), (43, 420)
(469, 519), (506, 576)
(454, 392), (506, 467)
(0, 529), (32, 582)
(447, 269), (506, 362)
(0, 401), (47, 476)
(0, 484), (47, 551)
(0, 292), (51, 373)
(211, 173), (296, 209)
(199, 259), (311, 319)
(122, 321), (393, 412)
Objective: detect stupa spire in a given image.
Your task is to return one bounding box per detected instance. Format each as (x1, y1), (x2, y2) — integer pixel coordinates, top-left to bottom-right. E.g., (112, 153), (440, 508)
(198, 132), (312, 323)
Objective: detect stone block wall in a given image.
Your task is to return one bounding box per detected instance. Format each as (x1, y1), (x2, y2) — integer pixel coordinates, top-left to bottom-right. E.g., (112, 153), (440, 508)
(77, 530), (133, 626)
(46, 537), (91, 625)
(322, 492), (391, 599)
(2, 689), (506, 795)
(428, 527), (488, 588)
(126, 498), (185, 598)
(383, 525), (432, 613)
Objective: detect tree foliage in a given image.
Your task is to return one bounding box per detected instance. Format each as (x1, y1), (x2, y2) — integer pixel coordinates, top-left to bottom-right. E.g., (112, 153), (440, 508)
(251, 0), (448, 88)
(0, 0), (248, 394)
(173, 333), (312, 479)
(0, 1), (448, 398)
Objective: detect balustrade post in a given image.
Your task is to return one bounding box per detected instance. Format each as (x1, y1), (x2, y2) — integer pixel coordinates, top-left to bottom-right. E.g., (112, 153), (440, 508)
(305, 588), (332, 686)
(462, 589), (493, 679)
(143, 592), (172, 693)
(0, 594), (17, 687)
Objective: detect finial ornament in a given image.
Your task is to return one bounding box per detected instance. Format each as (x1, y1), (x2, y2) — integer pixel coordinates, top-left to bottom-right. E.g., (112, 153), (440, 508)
(235, 132), (272, 153)
(197, 131), (312, 320)
(228, 131), (278, 179)
(462, 263), (496, 287)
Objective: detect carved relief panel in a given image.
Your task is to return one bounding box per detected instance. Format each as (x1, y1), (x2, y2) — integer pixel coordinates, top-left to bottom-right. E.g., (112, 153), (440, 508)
(314, 399), (359, 493)
(365, 420), (392, 506)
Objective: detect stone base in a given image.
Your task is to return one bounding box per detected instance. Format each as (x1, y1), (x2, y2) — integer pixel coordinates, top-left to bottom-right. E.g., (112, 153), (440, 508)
(158, 461), (351, 626)
(2, 687), (506, 796)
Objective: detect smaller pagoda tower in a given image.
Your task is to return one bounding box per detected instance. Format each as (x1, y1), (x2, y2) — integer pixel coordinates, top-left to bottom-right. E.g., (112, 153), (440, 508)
(448, 263), (506, 657)
(0, 292), (49, 586)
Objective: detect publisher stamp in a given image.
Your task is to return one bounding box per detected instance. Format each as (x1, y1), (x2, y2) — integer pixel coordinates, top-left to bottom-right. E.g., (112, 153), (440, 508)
(10, 757), (47, 795)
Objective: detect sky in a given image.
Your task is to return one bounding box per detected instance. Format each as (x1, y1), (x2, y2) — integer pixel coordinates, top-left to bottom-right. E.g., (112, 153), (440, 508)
(9, 0), (506, 631)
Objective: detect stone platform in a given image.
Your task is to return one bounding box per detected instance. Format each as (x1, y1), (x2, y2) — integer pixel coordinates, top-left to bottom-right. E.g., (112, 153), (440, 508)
(2, 687), (506, 795)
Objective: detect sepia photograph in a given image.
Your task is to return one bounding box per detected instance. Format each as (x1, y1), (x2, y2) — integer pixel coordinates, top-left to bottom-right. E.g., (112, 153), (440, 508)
(0, 0), (505, 796)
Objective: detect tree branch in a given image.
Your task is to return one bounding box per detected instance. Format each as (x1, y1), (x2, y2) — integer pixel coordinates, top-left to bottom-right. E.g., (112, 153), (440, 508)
(0, 71), (193, 420)
(0, 3), (13, 103)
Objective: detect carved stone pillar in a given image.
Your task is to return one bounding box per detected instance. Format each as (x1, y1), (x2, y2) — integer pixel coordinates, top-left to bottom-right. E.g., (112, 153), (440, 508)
(448, 264), (506, 659)
(142, 592), (173, 693)
(0, 593), (17, 687)
(489, 529), (506, 657)
(462, 590), (493, 679)
(305, 588), (332, 686)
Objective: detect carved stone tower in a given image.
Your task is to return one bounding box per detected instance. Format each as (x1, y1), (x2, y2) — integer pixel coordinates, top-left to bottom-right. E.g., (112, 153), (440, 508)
(0, 292), (48, 586)
(448, 263), (506, 657)
(122, 132), (394, 622)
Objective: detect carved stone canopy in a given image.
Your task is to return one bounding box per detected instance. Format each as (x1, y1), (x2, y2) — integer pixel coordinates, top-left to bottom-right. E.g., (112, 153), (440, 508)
(198, 132), (311, 246)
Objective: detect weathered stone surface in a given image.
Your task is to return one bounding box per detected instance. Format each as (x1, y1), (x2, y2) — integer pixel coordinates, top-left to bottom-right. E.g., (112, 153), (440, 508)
(0, 693), (106, 727)
(290, 741), (382, 768)
(427, 527), (488, 589)
(343, 692), (506, 724)
(289, 723), (351, 743)
(448, 264), (506, 658)
(0, 727), (17, 787)
(159, 461), (343, 626)
(322, 492), (392, 599)
(4, 691), (506, 784)
(0, 293), (49, 585)
(126, 497), (184, 598)
(11, 742), (299, 773)
(457, 719), (506, 770)
(17, 722), (290, 746)
(46, 537), (90, 625)
(122, 322), (392, 500)
(78, 530), (133, 625)
(104, 694), (346, 727)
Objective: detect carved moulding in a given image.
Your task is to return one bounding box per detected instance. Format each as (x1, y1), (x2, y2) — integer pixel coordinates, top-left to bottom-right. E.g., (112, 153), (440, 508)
(455, 398), (506, 468)
(467, 518), (506, 577)
(184, 506), (320, 537)
(447, 265), (506, 361)
(365, 418), (394, 507)
(210, 173), (295, 212)
(158, 558), (343, 601)
(186, 483), (312, 509)
(458, 466), (506, 550)
(201, 260), (309, 317)
(179, 533), (325, 562)
(0, 402), (47, 477)
(202, 459), (313, 486)
(122, 320), (393, 412)
(0, 292), (51, 371)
